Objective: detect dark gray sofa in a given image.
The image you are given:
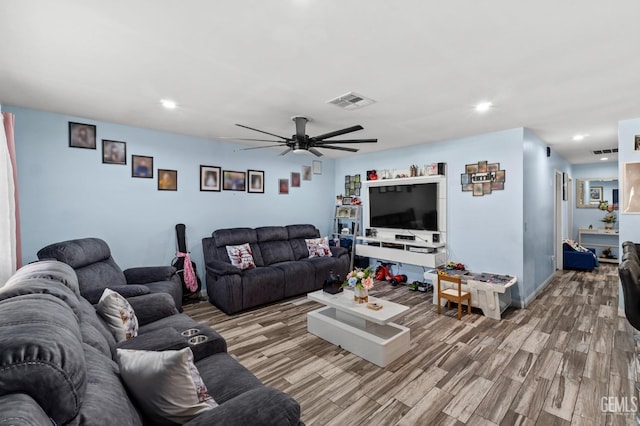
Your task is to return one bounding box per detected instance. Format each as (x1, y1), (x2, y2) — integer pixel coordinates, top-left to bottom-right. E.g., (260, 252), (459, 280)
(202, 224), (350, 314)
(0, 260), (303, 425)
(37, 237), (184, 311)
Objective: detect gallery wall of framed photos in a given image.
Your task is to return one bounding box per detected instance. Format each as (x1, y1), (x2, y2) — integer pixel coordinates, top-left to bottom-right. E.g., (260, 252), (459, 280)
(67, 121), (323, 196)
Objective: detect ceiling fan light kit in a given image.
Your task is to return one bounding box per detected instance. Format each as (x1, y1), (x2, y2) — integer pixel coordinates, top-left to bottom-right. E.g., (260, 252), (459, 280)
(234, 115), (378, 157)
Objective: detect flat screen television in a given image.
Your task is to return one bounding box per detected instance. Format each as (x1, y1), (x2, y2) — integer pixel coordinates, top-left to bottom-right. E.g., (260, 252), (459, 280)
(368, 182), (438, 231)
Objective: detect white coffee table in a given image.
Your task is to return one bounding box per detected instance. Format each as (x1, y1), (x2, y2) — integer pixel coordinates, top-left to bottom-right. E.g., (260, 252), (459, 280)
(307, 290), (410, 367)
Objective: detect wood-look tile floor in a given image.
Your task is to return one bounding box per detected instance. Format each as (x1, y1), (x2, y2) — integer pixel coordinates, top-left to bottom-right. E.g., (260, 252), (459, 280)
(184, 266), (638, 425)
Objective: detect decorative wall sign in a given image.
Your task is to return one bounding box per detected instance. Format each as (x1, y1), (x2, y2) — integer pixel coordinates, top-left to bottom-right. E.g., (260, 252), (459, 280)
(461, 161), (506, 196)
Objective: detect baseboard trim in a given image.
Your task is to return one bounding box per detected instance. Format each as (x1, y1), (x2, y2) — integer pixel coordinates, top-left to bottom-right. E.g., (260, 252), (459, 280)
(511, 272), (555, 309)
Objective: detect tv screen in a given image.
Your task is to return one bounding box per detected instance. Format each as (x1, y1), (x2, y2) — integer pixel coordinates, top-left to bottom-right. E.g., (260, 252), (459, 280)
(368, 182), (438, 231)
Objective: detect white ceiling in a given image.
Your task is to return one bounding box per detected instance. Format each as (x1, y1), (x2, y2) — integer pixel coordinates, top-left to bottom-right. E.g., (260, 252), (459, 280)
(2, 1), (640, 164)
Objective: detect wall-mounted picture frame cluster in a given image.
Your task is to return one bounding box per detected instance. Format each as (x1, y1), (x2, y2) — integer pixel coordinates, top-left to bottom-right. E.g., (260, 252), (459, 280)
(461, 161), (506, 197)
(278, 162), (319, 195)
(344, 174), (361, 197)
(69, 121), (278, 195)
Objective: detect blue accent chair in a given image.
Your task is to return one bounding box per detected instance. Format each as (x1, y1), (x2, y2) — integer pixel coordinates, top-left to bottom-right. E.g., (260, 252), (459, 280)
(563, 243), (599, 271)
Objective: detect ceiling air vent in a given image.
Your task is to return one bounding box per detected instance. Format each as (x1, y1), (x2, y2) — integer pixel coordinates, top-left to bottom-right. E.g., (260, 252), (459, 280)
(593, 148), (618, 155)
(327, 92), (376, 110)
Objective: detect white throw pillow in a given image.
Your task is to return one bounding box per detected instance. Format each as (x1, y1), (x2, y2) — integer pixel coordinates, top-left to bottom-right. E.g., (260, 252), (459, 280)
(306, 237), (332, 258)
(116, 347), (218, 424)
(226, 243), (256, 269)
(96, 288), (139, 342)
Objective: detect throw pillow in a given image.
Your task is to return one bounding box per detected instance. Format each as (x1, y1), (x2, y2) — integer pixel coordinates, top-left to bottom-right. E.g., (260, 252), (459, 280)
(226, 243), (256, 270)
(116, 347), (218, 424)
(306, 237), (332, 258)
(96, 288), (139, 342)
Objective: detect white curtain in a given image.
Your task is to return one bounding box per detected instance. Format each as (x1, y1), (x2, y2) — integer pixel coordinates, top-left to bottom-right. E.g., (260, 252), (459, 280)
(0, 112), (17, 284)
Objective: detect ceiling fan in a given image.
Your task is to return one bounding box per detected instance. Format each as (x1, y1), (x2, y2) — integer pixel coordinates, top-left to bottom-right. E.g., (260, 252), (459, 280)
(232, 116), (377, 157)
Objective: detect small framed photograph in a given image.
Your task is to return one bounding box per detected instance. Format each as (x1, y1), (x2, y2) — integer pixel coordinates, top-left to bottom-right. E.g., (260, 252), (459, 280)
(248, 170), (264, 193)
(342, 197), (353, 205)
(635, 135), (640, 151)
(200, 165), (221, 192)
(487, 163), (499, 172)
(132, 155), (153, 178)
(223, 170), (246, 191)
(589, 186), (603, 203)
(102, 140), (126, 165)
(313, 160), (322, 175)
(478, 161), (488, 173)
(158, 169), (177, 191)
(465, 164), (479, 174)
(336, 206), (351, 218)
(302, 166), (312, 181)
(472, 183), (483, 196)
(69, 122), (96, 149)
(291, 172), (301, 188)
(279, 179), (289, 194)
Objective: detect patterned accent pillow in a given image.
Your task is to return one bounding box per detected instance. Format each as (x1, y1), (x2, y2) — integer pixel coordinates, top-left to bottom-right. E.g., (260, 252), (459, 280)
(116, 347), (218, 424)
(226, 243), (256, 270)
(96, 288), (139, 342)
(306, 237), (333, 258)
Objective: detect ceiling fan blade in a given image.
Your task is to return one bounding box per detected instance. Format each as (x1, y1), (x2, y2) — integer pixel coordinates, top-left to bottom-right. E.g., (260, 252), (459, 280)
(222, 137), (285, 143)
(279, 147), (293, 156)
(239, 144), (288, 151)
(293, 116), (307, 139)
(312, 125), (364, 141)
(308, 147), (323, 157)
(236, 124), (291, 140)
(316, 145), (359, 153)
(314, 138), (377, 144)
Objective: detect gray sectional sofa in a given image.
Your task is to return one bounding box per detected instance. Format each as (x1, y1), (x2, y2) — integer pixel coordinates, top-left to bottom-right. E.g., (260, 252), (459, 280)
(0, 260), (303, 425)
(202, 224), (350, 314)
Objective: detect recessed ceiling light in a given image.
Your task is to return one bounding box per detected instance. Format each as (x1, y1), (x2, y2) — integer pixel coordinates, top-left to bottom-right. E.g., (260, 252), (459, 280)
(475, 102), (492, 112)
(573, 134), (588, 141)
(161, 99), (177, 109)
(601, 157), (608, 161)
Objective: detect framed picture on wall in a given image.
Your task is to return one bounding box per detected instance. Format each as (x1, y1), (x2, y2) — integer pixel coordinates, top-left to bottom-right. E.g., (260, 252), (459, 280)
(158, 169), (177, 191)
(248, 170), (264, 193)
(589, 186), (603, 204)
(279, 179), (289, 194)
(623, 162), (640, 213)
(223, 170), (246, 191)
(313, 160), (322, 175)
(200, 165), (220, 191)
(102, 140), (126, 165)
(291, 172), (301, 187)
(69, 122), (96, 149)
(635, 135), (640, 151)
(302, 166), (312, 180)
(131, 155), (153, 178)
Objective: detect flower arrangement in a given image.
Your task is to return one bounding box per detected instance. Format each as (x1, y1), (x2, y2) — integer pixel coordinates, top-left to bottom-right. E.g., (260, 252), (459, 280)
(343, 267), (374, 290)
(601, 204), (616, 225)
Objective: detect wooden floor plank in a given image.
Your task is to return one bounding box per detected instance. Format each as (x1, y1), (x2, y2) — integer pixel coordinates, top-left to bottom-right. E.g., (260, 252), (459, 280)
(183, 265), (635, 425)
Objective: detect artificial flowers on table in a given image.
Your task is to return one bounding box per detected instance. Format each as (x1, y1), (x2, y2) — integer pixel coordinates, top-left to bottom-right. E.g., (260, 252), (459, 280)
(342, 267), (375, 290)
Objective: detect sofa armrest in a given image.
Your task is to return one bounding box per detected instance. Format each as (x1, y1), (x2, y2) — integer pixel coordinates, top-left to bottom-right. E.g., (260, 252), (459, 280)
(330, 246), (349, 257)
(183, 387), (302, 426)
(0, 394), (53, 426)
(124, 266), (177, 284)
(127, 293), (179, 325)
(116, 327), (188, 352)
(83, 284), (150, 304)
(206, 260), (242, 277)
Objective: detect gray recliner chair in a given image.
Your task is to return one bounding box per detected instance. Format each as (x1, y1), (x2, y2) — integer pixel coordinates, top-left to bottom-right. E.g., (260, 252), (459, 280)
(37, 237), (183, 311)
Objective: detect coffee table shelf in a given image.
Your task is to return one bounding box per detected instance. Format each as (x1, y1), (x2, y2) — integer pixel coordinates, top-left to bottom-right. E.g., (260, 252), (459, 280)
(307, 290), (410, 367)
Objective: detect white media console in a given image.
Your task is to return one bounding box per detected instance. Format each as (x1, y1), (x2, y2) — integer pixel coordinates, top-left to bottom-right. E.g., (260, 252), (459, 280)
(354, 175), (447, 268)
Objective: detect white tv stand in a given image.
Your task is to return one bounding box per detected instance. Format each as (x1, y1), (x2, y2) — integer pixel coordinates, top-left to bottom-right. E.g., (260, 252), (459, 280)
(356, 175), (447, 268)
(356, 236), (446, 268)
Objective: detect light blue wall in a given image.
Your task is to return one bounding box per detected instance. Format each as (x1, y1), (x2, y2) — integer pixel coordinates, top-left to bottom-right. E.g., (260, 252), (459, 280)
(522, 129), (571, 305)
(618, 117), (640, 309)
(571, 162), (619, 240)
(334, 128), (528, 303)
(7, 106), (336, 275)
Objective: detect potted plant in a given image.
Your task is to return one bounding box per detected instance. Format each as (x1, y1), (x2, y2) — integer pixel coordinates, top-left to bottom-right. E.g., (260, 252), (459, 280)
(601, 205), (616, 230)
